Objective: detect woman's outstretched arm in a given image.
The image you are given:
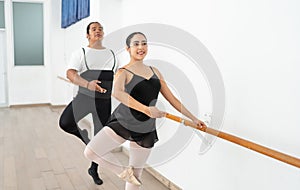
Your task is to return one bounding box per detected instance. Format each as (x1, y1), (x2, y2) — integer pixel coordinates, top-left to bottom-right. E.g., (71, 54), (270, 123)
(153, 67), (206, 127)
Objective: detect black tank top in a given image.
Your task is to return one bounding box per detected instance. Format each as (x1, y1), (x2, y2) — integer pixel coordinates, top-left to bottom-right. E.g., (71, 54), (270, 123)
(106, 66), (161, 148)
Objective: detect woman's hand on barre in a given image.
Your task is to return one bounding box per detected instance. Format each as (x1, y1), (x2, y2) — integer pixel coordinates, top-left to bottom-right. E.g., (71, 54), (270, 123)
(192, 118), (207, 130)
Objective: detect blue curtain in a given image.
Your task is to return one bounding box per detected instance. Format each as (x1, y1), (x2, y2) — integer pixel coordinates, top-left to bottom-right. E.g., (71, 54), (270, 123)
(61, 0), (90, 28)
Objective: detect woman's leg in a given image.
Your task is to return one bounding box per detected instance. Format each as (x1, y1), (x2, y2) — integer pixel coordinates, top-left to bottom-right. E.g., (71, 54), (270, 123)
(93, 98), (111, 134)
(84, 127), (126, 175)
(125, 142), (151, 190)
(59, 101), (87, 142)
(59, 94), (102, 184)
(59, 94), (92, 144)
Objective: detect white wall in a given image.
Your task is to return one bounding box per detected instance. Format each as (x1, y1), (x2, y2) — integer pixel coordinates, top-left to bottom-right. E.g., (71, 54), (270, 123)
(49, 0), (85, 105)
(118, 0), (300, 190)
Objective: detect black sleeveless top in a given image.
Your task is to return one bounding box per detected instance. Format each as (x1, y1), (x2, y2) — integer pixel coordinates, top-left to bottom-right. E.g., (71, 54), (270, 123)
(78, 48), (116, 99)
(106, 66), (161, 148)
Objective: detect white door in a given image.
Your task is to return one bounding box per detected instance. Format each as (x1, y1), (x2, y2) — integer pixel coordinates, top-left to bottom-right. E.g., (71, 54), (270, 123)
(0, 30), (7, 106)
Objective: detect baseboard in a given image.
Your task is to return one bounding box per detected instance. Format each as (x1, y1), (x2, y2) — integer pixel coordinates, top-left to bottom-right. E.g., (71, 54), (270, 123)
(50, 104), (67, 108)
(9, 103), (67, 109)
(9, 103), (67, 107)
(10, 103), (52, 108)
(120, 147), (182, 190)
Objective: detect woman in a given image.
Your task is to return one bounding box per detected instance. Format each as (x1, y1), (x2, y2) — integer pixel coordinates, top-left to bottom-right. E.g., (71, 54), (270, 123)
(59, 22), (117, 185)
(84, 32), (206, 189)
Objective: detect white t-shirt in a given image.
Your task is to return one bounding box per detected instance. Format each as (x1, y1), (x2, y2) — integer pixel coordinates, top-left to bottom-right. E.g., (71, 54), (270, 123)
(67, 47), (118, 74)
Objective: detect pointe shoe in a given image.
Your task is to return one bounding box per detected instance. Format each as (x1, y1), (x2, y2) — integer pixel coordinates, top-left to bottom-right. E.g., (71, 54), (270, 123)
(118, 166), (142, 186)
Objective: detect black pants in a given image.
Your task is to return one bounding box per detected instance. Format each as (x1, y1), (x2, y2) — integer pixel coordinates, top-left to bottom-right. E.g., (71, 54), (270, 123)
(59, 93), (111, 144)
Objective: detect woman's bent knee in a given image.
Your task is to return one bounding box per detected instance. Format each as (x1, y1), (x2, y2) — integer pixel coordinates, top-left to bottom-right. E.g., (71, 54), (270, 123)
(59, 116), (76, 132)
(84, 146), (95, 160)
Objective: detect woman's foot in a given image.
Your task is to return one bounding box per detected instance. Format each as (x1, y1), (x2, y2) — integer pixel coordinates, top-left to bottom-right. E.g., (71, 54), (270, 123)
(88, 167), (103, 185)
(118, 166), (142, 186)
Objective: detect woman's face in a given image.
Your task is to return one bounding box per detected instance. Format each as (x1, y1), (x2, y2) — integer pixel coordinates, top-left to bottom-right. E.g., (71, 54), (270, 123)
(127, 34), (148, 61)
(87, 23), (104, 43)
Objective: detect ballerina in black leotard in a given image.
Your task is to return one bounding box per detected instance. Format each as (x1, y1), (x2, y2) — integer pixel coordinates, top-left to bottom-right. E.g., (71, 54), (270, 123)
(84, 32), (207, 190)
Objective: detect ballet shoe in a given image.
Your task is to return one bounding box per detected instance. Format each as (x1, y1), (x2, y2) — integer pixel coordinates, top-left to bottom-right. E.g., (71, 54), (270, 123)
(117, 166), (142, 186)
(88, 167), (103, 185)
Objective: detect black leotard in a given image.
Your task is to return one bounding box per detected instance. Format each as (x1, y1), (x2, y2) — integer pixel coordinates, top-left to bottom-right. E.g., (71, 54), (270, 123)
(106, 66), (161, 148)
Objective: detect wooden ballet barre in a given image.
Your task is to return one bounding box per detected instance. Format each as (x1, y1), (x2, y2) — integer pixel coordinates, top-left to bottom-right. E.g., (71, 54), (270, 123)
(57, 76), (72, 83)
(165, 113), (300, 169)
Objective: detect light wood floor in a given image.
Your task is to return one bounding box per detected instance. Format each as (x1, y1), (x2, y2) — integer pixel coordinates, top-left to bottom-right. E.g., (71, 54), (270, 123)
(0, 105), (170, 190)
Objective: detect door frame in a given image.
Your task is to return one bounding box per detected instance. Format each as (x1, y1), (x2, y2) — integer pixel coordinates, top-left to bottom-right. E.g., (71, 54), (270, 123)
(0, 29), (8, 107)
(5, 0), (50, 106)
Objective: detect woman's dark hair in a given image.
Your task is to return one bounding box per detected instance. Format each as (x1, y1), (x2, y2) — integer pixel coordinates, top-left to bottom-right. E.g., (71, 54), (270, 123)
(86, 22), (101, 34)
(126, 32), (147, 47)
